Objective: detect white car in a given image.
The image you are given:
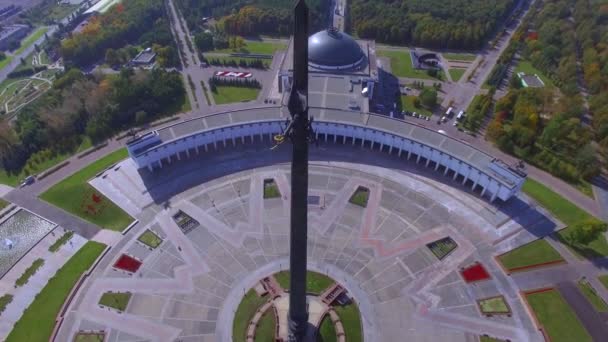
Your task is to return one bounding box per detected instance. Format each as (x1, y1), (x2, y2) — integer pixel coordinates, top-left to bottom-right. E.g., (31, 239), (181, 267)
(438, 130), (447, 135)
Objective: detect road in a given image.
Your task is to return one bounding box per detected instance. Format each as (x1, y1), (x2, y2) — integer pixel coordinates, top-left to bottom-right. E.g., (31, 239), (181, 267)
(0, 26), (55, 84)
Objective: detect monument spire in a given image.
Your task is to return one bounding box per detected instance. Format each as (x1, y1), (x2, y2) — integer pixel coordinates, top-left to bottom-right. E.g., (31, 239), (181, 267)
(287, 0), (310, 340)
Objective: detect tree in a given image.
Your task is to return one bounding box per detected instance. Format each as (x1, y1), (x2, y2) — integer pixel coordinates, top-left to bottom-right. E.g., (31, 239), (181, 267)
(419, 88), (438, 108)
(194, 31), (214, 52)
(105, 48), (119, 66)
(567, 220), (608, 246)
(135, 110), (147, 125)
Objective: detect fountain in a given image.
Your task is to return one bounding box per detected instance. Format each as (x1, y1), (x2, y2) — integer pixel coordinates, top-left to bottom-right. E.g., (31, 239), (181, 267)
(0, 210), (56, 277)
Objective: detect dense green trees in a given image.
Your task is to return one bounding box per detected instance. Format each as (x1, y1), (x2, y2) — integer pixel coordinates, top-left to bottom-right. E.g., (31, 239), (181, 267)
(418, 88), (437, 108)
(61, 0), (176, 67)
(0, 69), (185, 173)
(348, 0), (515, 49)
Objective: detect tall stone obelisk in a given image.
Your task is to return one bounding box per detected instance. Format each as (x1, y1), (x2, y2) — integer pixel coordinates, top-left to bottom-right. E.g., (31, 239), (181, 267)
(287, 0), (309, 340)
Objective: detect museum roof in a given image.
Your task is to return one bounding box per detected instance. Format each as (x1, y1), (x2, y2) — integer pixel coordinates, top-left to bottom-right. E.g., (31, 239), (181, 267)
(308, 28), (365, 67)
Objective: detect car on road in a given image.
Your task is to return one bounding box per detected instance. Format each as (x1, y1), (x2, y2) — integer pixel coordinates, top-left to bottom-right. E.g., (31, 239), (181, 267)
(437, 130), (447, 135)
(20, 176), (35, 187)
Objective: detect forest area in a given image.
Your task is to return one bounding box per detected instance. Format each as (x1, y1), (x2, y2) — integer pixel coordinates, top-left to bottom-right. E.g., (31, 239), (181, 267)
(485, 0), (608, 194)
(347, 0), (516, 49)
(60, 0), (178, 67)
(175, 0), (329, 36)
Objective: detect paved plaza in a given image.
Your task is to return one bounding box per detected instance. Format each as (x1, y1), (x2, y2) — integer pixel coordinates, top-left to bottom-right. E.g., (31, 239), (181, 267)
(57, 143), (557, 342)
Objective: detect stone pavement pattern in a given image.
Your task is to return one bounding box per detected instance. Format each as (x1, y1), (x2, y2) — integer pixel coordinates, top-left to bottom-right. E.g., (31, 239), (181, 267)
(55, 147), (550, 341)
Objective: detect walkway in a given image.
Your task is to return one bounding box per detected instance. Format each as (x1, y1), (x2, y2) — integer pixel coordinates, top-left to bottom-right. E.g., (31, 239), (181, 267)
(556, 281), (608, 341)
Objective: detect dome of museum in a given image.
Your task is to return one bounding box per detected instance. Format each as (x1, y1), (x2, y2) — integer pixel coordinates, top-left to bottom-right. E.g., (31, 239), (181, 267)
(308, 28), (365, 70)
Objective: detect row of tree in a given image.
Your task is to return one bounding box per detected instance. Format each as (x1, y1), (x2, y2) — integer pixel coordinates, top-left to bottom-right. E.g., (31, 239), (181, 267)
(0, 68), (185, 173)
(208, 76), (261, 92)
(204, 58), (267, 69)
(348, 0), (516, 49)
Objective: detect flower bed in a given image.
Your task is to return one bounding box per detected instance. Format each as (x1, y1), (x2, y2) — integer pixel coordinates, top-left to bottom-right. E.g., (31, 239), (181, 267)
(461, 262), (491, 283)
(113, 254), (142, 273)
(477, 295), (510, 315)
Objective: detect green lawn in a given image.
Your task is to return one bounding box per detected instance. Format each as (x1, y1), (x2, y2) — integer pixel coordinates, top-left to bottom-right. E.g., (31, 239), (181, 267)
(525, 289), (591, 342)
(15, 28), (48, 56)
(137, 230), (163, 249)
(599, 275), (608, 290)
(0, 56), (13, 70)
(73, 333), (105, 342)
(443, 53), (476, 62)
(497, 239), (564, 271)
(211, 86), (259, 105)
(522, 178), (608, 259)
(478, 296), (510, 314)
(212, 40), (286, 55)
(233, 289), (269, 342)
(349, 186), (369, 208)
(514, 60), (555, 88)
(400, 95), (433, 116)
(48, 231), (74, 252)
(0, 199), (9, 210)
(254, 309), (276, 342)
(40, 148), (133, 231)
(449, 68), (466, 82)
(334, 303), (362, 342)
(0, 294), (13, 315)
(98, 292), (132, 311)
(317, 314), (337, 342)
(15, 258), (44, 287)
(577, 280), (608, 312)
(377, 49), (443, 80)
(263, 179), (281, 199)
(274, 271), (335, 295)
(479, 336), (506, 342)
(6, 241), (106, 342)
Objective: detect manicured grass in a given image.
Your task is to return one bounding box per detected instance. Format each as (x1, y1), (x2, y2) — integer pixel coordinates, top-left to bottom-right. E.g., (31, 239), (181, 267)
(233, 289), (269, 342)
(137, 229), (163, 249)
(40, 148), (133, 231)
(443, 53), (476, 62)
(377, 49), (443, 80)
(263, 179), (281, 199)
(254, 309), (276, 342)
(274, 271), (335, 295)
(48, 231), (74, 252)
(577, 280), (608, 312)
(0, 198), (9, 210)
(74, 333), (105, 342)
(449, 68), (466, 82)
(479, 336), (506, 342)
(525, 289), (592, 342)
(349, 186), (369, 207)
(400, 95), (432, 116)
(426, 237), (458, 260)
(0, 294), (13, 315)
(98, 292), (132, 311)
(212, 39), (286, 55)
(76, 136), (93, 153)
(599, 275), (608, 290)
(497, 239), (564, 271)
(317, 314), (337, 342)
(211, 86), (259, 105)
(514, 60), (555, 88)
(0, 56), (13, 70)
(15, 258), (44, 287)
(334, 303), (362, 342)
(522, 178), (608, 259)
(6, 241), (106, 342)
(522, 179), (591, 226)
(15, 28), (48, 56)
(478, 296), (510, 314)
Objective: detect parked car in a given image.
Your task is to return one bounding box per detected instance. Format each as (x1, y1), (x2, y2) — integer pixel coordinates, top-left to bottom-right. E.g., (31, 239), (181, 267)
(20, 176), (35, 187)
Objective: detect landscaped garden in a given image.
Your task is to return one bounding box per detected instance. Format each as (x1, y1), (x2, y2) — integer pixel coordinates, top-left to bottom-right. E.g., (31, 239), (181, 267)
(426, 237), (458, 260)
(98, 291), (132, 311)
(524, 288), (591, 342)
(514, 60), (555, 88)
(442, 53), (476, 62)
(0, 199), (9, 210)
(6, 241), (106, 342)
(334, 302), (362, 342)
(497, 239), (564, 272)
(48, 231), (74, 252)
(522, 178), (608, 259)
(15, 258), (44, 287)
(263, 179), (281, 199)
(274, 271), (334, 295)
(211, 85), (259, 105)
(349, 186), (369, 208)
(478, 296), (510, 315)
(254, 309), (276, 342)
(211, 39), (286, 55)
(377, 49), (443, 80)
(448, 68), (466, 82)
(400, 95), (432, 117)
(479, 336), (506, 342)
(599, 274), (608, 290)
(460, 263), (491, 283)
(233, 289), (270, 342)
(137, 229), (163, 249)
(317, 314), (337, 342)
(73, 332), (105, 342)
(577, 280), (608, 312)
(40, 149), (133, 231)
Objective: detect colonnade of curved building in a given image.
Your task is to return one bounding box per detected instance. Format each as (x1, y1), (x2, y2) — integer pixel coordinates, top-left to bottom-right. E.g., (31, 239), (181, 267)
(126, 106), (526, 202)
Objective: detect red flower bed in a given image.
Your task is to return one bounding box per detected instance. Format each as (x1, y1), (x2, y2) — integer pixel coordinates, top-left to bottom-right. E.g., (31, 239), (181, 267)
(113, 254), (142, 273)
(461, 263), (491, 283)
